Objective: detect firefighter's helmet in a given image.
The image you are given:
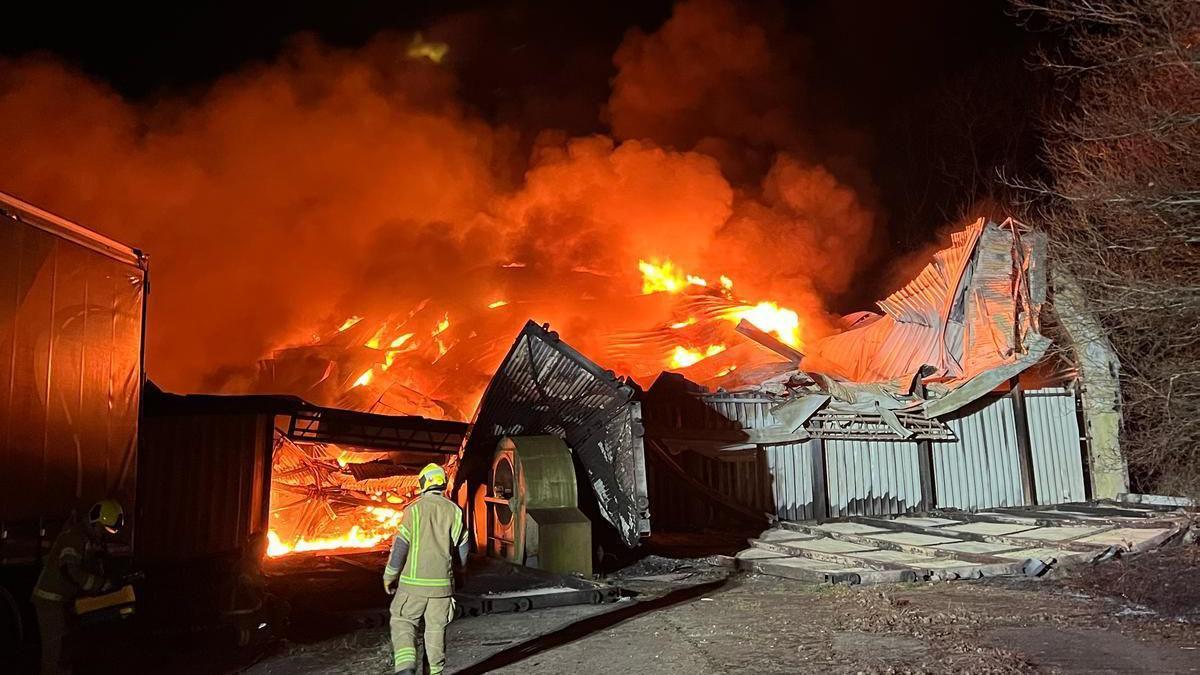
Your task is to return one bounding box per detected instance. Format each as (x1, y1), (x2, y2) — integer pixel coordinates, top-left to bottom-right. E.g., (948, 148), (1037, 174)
(88, 499), (125, 533)
(418, 463), (448, 492)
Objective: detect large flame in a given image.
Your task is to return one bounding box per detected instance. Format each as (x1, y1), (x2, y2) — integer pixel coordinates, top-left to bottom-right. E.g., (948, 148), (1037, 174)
(267, 505), (404, 557)
(639, 258), (805, 370)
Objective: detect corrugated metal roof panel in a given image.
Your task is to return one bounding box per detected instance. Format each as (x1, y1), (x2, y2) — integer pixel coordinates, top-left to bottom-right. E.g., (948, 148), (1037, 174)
(803, 220), (1047, 410)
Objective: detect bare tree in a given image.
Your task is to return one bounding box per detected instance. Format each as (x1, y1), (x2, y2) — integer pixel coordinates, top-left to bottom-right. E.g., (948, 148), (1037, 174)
(1011, 0), (1200, 496)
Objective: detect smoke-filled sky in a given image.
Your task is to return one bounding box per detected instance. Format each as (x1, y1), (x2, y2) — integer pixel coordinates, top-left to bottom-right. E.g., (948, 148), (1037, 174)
(1, 0), (1047, 397)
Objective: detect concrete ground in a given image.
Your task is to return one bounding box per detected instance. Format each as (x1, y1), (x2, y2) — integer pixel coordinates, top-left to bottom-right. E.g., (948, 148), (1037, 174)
(245, 565), (1200, 674)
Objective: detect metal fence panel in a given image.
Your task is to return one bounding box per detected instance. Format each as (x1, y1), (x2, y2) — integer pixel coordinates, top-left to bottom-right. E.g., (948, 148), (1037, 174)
(763, 441), (819, 520)
(824, 439), (921, 517)
(1026, 387), (1087, 504)
(934, 395), (1026, 510)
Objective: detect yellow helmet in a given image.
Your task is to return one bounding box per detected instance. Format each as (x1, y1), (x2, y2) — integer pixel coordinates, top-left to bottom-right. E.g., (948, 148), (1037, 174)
(418, 463), (447, 492)
(88, 499), (125, 532)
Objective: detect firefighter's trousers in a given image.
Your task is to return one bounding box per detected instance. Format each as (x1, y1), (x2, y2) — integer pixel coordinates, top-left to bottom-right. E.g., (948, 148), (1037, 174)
(389, 590), (454, 674)
(32, 598), (70, 674)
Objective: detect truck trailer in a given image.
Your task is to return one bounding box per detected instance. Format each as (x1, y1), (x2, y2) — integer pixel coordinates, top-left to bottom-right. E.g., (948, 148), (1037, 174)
(0, 192), (147, 664)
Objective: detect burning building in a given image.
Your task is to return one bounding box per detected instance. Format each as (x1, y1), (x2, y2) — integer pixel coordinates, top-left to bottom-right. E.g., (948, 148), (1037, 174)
(458, 218), (1128, 551)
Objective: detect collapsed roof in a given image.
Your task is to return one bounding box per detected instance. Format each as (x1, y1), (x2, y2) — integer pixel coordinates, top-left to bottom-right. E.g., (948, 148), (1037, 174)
(664, 218), (1052, 439)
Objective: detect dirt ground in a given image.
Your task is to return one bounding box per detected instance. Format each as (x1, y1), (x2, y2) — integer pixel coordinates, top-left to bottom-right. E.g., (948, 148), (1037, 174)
(244, 546), (1200, 674)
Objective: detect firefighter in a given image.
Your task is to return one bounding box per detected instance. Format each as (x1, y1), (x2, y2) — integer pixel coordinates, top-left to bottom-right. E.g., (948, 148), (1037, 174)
(383, 463), (468, 675)
(31, 499), (125, 674)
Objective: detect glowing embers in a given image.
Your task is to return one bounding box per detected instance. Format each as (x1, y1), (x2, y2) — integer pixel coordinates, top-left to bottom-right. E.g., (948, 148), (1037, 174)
(266, 435), (420, 558)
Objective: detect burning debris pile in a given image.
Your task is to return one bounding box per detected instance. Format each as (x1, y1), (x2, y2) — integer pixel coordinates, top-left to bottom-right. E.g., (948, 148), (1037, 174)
(249, 256), (819, 421)
(266, 436), (415, 557)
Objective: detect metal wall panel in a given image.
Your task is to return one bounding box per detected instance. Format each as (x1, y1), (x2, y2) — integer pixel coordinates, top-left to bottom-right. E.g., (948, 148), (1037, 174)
(824, 439), (921, 517)
(763, 441), (818, 521)
(646, 446), (772, 530)
(136, 412), (272, 563)
(1025, 387), (1087, 504)
(934, 396), (1027, 510)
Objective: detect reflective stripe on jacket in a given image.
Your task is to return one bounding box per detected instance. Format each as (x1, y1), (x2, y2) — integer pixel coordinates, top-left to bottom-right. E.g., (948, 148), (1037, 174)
(383, 492), (466, 598)
(33, 523), (104, 604)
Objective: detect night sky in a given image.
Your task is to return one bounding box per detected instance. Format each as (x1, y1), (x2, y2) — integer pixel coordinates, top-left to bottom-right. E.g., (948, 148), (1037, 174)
(4, 0), (1051, 305)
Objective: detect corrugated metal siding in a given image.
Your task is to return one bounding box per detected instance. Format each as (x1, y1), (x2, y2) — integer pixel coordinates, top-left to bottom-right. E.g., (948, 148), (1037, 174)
(764, 441), (818, 520)
(646, 447), (772, 530)
(1026, 387), (1087, 504)
(643, 391), (779, 432)
(136, 412), (272, 562)
(825, 439), (921, 517)
(934, 396), (1027, 509)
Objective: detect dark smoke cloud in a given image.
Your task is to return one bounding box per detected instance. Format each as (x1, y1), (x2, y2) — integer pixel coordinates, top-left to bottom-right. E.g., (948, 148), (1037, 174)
(0, 0), (877, 402)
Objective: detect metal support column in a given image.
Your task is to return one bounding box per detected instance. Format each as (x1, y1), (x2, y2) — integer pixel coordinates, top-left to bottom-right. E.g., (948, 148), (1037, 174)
(810, 432), (829, 521)
(1009, 377), (1037, 505)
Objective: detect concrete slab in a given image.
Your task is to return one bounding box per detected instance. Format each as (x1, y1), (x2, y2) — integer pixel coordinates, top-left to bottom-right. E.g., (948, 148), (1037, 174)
(894, 517), (962, 527)
(994, 547), (1077, 562)
(735, 548), (792, 561)
(759, 529), (817, 543)
(933, 541), (1019, 555)
(816, 522), (890, 535)
(1007, 525), (1109, 541)
(1076, 527), (1172, 549)
(842, 550), (966, 569)
(777, 538), (879, 554)
(938, 522), (1039, 536)
(865, 532), (961, 547)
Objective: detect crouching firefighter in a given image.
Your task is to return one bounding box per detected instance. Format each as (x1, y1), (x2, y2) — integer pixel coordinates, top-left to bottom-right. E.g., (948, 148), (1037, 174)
(384, 463), (468, 675)
(31, 499), (126, 674)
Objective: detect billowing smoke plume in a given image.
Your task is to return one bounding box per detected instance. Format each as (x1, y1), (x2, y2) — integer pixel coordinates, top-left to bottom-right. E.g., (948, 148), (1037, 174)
(0, 0), (875, 415)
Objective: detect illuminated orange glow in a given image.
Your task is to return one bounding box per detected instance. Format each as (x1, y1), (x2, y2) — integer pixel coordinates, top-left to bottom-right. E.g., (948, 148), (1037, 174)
(267, 506), (404, 557)
(669, 344), (726, 369)
(670, 317), (697, 329)
(715, 364), (738, 377)
(488, 300), (508, 309)
(720, 275), (734, 290)
(353, 368), (374, 387)
(433, 313), (451, 336)
(364, 323), (388, 349)
(389, 332), (414, 348)
(337, 316), (364, 332)
(721, 301), (801, 347)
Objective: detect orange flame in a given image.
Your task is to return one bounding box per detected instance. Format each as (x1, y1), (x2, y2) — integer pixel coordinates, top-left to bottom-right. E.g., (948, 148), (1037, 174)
(669, 344), (727, 369)
(487, 300), (508, 309)
(337, 315), (364, 332)
(353, 368), (374, 387)
(721, 301), (801, 347)
(639, 259), (804, 367)
(638, 260), (707, 294)
(266, 506), (404, 557)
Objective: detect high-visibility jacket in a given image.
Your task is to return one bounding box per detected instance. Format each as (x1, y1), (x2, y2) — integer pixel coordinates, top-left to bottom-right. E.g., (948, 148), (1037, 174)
(383, 491), (467, 598)
(32, 522), (105, 603)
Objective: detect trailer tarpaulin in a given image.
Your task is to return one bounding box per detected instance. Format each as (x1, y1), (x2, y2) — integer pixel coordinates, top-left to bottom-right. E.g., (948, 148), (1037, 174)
(0, 193), (145, 524)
